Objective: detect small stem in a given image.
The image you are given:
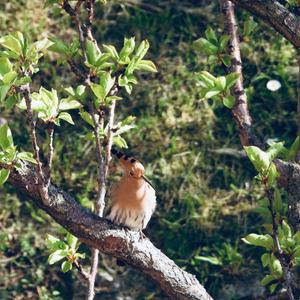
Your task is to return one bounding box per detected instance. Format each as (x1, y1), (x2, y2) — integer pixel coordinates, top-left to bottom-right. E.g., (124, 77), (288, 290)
(265, 186), (295, 300)
(91, 105), (106, 217)
(297, 55), (300, 136)
(62, 0), (88, 63)
(86, 249), (99, 300)
(73, 259), (90, 281)
(21, 84), (49, 204)
(46, 123), (55, 186)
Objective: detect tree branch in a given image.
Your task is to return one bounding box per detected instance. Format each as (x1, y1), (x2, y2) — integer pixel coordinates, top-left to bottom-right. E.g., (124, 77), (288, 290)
(230, 0), (300, 50)
(7, 162), (213, 300)
(20, 84), (49, 204)
(219, 0), (261, 147)
(46, 123), (55, 187)
(265, 187), (295, 300)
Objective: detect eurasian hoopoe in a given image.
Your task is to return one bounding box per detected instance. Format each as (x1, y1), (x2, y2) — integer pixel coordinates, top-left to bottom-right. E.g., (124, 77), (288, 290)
(106, 148), (156, 231)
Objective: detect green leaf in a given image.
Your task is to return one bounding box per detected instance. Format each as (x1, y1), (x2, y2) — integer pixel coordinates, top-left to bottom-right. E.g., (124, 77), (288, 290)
(0, 85), (10, 102)
(267, 163), (279, 186)
(281, 220), (292, 238)
(74, 252), (85, 259)
(86, 40), (101, 65)
(114, 124), (135, 136)
(205, 27), (218, 45)
(94, 53), (111, 67)
(270, 283), (278, 294)
(294, 231), (300, 243)
(113, 135), (128, 148)
(225, 72), (239, 90)
(267, 142), (286, 160)
(0, 57), (12, 76)
(58, 112), (74, 125)
(194, 255), (222, 265)
(270, 257), (282, 276)
(223, 96), (235, 109)
(261, 274), (275, 286)
(204, 88), (221, 99)
(2, 71), (17, 85)
(30, 38), (54, 53)
(244, 17), (257, 36)
(0, 34), (22, 55)
(66, 233), (78, 249)
(59, 98), (82, 111)
(219, 35), (230, 50)
(242, 233), (274, 250)
(193, 38), (218, 55)
(244, 146), (271, 175)
(103, 44), (119, 61)
(215, 76), (226, 91)
(221, 55), (231, 67)
(119, 37), (135, 63)
(46, 234), (68, 251)
(79, 110), (94, 127)
(0, 169), (10, 185)
(0, 124), (14, 149)
(61, 260), (72, 273)
(261, 253), (271, 268)
(5, 95), (18, 109)
(136, 60), (157, 73)
(135, 40), (149, 60)
(49, 38), (69, 54)
(17, 152), (37, 164)
(100, 72), (115, 96)
(90, 83), (106, 103)
(287, 136), (300, 161)
(197, 71), (216, 87)
(48, 250), (68, 265)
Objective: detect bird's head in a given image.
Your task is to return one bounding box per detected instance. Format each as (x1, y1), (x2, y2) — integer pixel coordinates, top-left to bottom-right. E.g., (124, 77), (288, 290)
(111, 148), (155, 189)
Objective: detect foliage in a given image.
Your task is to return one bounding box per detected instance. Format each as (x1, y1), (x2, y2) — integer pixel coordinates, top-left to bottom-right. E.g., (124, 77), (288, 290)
(0, 1), (299, 300)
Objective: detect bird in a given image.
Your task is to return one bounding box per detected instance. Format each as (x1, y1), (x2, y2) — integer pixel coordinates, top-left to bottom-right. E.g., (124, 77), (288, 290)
(106, 148), (156, 231)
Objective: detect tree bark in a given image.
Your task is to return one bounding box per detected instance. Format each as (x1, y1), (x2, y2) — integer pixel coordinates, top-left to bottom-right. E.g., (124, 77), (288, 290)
(7, 162), (213, 300)
(231, 0), (300, 50)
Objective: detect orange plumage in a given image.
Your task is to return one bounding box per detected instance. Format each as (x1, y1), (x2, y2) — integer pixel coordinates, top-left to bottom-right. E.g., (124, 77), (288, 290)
(106, 149), (156, 230)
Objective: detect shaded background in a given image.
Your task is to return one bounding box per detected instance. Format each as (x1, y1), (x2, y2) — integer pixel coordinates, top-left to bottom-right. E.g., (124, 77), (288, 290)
(0, 0), (298, 299)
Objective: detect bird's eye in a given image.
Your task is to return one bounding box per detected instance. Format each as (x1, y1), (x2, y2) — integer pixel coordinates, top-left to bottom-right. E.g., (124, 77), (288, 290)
(129, 171), (134, 176)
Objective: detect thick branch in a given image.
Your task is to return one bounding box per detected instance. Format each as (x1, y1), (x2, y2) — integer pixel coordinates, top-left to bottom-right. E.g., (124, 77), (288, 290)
(7, 163), (213, 300)
(231, 0), (300, 50)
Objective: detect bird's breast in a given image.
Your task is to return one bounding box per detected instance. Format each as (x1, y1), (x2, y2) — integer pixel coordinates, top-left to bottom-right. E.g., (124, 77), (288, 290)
(111, 177), (155, 210)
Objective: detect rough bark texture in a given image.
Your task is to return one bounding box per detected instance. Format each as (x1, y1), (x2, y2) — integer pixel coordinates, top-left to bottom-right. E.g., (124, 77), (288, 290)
(219, 0), (261, 147)
(7, 162), (213, 300)
(277, 162), (300, 232)
(231, 0), (300, 50)
(222, 0), (300, 230)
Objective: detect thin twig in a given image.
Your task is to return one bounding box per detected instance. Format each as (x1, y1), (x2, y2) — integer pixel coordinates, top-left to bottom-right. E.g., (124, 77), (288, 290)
(62, 0), (88, 63)
(21, 84), (49, 204)
(73, 259), (90, 281)
(86, 0), (102, 54)
(296, 54), (300, 162)
(265, 187), (295, 300)
(46, 123), (55, 186)
(297, 55), (300, 136)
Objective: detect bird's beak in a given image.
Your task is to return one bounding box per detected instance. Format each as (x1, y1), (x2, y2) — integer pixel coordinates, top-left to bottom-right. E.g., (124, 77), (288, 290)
(142, 175), (156, 191)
